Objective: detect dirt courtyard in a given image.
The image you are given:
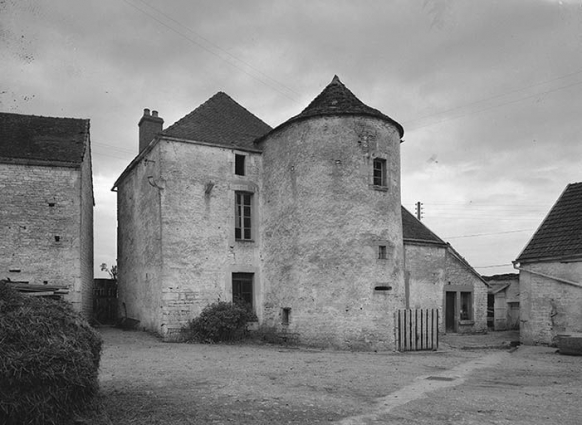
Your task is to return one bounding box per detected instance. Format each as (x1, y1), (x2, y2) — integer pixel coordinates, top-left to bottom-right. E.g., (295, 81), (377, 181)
(93, 328), (582, 424)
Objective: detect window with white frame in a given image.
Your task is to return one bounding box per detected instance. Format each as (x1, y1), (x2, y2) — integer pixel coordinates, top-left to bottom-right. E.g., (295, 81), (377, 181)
(235, 191), (252, 240)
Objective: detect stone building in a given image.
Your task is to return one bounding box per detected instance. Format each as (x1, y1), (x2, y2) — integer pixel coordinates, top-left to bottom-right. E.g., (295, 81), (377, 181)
(483, 273), (520, 331)
(115, 76), (486, 348)
(0, 112), (94, 318)
(402, 207), (489, 334)
(515, 182), (582, 345)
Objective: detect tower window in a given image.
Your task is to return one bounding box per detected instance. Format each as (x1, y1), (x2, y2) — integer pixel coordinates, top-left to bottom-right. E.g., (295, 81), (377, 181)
(235, 192), (253, 240)
(378, 245), (387, 259)
(235, 154), (245, 176)
(373, 158), (387, 186)
(282, 307), (291, 325)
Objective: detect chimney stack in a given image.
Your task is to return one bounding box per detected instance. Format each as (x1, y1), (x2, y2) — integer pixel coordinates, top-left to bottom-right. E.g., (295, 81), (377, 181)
(138, 108), (164, 153)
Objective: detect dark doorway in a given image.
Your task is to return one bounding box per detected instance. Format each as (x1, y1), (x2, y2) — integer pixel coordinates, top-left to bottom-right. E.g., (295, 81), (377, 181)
(445, 291), (457, 332)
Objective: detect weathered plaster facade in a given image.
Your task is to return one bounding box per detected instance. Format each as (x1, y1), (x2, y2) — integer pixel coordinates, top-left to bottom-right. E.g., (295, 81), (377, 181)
(515, 182), (582, 345)
(518, 262), (582, 345)
(0, 113), (94, 318)
(116, 77), (485, 348)
(259, 116), (405, 350)
(484, 274), (520, 331)
(404, 242), (488, 334)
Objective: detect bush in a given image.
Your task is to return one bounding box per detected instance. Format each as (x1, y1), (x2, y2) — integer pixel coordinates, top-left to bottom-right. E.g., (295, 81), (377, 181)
(0, 281), (103, 425)
(182, 301), (257, 343)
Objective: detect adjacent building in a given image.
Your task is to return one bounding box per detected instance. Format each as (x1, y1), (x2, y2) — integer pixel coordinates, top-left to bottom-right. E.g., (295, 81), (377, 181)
(115, 76), (487, 348)
(402, 207), (489, 334)
(0, 112), (94, 318)
(483, 273), (520, 331)
(515, 182), (582, 345)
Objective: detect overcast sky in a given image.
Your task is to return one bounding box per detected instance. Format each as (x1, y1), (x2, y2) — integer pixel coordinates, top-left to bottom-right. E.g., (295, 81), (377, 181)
(2, 0), (581, 278)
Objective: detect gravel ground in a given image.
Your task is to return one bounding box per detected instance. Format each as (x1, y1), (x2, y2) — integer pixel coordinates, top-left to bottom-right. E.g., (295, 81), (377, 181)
(91, 328), (582, 424)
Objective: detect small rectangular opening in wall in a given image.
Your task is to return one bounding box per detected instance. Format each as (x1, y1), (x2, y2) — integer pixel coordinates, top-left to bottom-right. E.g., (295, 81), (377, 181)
(48, 202), (55, 207)
(235, 154), (245, 176)
(54, 236), (61, 242)
(373, 158), (387, 186)
(378, 245), (387, 259)
(374, 285), (392, 291)
(282, 307), (291, 325)
(9, 269), (21, 273)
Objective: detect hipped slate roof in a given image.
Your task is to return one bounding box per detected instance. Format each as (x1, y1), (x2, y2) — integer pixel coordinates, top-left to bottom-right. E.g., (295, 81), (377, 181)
(516, 182), (582, 262)
(401, 206), (445, 245)
(162, 92), (272, 150)
(0, 112), (89, 166)
(255, 76), (404, 143)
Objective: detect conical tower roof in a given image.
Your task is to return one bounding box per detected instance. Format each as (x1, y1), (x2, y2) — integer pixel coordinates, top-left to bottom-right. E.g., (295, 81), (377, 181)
(256, 76), (403, 144)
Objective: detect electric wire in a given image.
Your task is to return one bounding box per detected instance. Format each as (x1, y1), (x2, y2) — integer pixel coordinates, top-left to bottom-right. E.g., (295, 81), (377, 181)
(121, 0), (302, 104)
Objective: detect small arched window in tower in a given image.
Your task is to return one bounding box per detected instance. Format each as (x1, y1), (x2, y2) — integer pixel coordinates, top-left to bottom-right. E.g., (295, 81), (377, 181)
(373, 158), (387, 187)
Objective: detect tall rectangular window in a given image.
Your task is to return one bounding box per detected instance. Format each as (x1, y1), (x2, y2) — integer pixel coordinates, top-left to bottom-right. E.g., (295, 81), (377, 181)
(235, 192), (252, 240)
(460, 292), (473, 320)
(232, 273), (254, 308)
(373, 158), (387, 187)
(235, 154), (245, 176)
(378, 245), (387, 259)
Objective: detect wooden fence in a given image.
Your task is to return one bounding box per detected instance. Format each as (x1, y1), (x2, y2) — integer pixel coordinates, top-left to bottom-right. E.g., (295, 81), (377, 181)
(395, 308), (439, 351)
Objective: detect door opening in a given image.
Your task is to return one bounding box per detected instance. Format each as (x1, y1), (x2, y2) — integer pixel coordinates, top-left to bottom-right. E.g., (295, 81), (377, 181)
(445, 291), (457, 333)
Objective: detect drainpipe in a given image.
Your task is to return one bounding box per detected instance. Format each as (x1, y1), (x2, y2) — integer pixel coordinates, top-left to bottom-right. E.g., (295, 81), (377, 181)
(513, 262), (582, 289)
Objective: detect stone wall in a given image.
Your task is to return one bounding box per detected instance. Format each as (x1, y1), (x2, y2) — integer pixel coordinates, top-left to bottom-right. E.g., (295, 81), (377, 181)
(259, 116), (405, 350)
(157, 140), (262, 337)
(117, 143), (164, 332)
(79, 142), (94, 318)
(404, 242), (488, 334)
(519, 261), (582, 345)
(116, 140), (262, 338)
(405, 243), (446, 312)
(444, 250), (488, 333)
(0, 162), (87, 314)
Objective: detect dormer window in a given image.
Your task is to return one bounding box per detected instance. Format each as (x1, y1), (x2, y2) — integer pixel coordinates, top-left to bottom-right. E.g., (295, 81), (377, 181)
(235, 154), (245, 176)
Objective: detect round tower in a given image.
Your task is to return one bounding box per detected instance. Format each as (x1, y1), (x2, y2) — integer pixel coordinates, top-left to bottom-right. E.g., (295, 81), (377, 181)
(257, 76), (406, 350)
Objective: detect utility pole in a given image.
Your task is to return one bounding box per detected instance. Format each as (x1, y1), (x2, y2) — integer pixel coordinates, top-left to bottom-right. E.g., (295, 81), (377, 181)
(415, 201), (423, 220)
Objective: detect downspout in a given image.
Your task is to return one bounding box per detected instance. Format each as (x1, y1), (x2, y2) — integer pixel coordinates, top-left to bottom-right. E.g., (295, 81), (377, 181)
(513, 262), (582, 289)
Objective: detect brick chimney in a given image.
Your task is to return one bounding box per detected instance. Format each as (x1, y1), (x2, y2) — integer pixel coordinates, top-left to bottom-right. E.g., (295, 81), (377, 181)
(138, 108), (164, 153)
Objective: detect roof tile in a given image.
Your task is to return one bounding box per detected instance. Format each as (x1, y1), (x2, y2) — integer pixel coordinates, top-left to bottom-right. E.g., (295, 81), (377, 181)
(162, 92), (272, 150)
(0, 112), (89, 165)
(401, 206), (445, 244)
(256, 76), (403, 143)
(517, 182), (582, 262)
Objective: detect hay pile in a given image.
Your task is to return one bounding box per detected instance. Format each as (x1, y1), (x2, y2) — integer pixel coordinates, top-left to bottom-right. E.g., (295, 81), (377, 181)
(0, 280), (103, 425)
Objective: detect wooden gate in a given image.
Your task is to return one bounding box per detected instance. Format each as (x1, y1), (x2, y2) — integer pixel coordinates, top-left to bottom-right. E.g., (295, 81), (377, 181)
(395, 308), (439, 351)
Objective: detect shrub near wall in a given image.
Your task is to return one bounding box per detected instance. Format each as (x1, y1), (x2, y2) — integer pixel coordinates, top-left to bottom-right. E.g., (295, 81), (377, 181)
(182, 301), (257, 343)
(0, 281), (103, 425)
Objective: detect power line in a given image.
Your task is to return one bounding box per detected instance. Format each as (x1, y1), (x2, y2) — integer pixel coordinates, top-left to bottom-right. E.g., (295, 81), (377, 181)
(403, 68), (582, 126)
(134, 0), (301, 101)
(406, 78), (582, 131)
(122, 0), (302, 104)
(444, 229), (533, 239)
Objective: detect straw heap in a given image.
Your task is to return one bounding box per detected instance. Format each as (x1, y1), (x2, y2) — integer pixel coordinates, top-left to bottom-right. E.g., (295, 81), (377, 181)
(0, 280), (103, 425)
